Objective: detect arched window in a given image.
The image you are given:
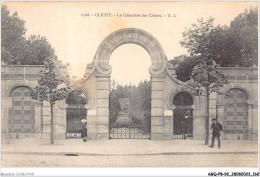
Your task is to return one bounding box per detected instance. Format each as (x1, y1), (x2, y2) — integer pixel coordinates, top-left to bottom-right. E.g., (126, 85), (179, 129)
(173, 91), (194, 106)
(9, 86), (35, 138)
(66, 91), (88, 105)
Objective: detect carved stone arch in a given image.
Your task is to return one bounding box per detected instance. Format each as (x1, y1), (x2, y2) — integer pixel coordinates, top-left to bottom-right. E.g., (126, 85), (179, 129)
(94, 28), (167, 75)
(7, 82), (35, 97)
(65, 87), (94, 109)
(167, 87), (200, 110)
(218, 84), (255, 105)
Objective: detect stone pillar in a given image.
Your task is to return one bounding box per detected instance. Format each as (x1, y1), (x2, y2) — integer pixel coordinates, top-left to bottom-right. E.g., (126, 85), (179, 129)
(1, 107), (5, 139)
(96, 74), (110, 140)
(252, 104), (258, 140)
(151, 74), (165, 140)
(216, 104), (224, 140)
(192, 103), (205, 140)
(163, 110), (173, 139)
(3, 108), (10, 143)
(216, 104), (224, 124)
(53, 100), (67, 140)
(34, 101), (43, 138)
(208, 92), (217, 141)
(87, 109), (97, 140)
(2, 97), (13, 143)
(42, 101), (51, 139)
(247, 103), (253, 140)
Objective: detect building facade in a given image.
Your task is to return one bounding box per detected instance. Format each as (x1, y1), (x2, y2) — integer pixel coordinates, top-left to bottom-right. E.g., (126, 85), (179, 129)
(1, 64), (257, 141)
(1, 28), (258, 141)
(1, 63), (70, 140)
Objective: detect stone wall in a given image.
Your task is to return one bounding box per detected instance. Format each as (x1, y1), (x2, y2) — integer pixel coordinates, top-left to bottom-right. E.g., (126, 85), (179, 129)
(1, 63), (257, 141)
(1, 64), (69, 140)
(164, 65), (258, 141)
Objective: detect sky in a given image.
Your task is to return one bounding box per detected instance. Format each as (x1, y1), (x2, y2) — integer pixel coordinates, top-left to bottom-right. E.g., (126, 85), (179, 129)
(4, 1), (258, 85)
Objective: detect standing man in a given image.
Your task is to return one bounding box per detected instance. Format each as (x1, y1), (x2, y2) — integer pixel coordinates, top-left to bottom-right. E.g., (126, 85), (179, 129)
(81, 119), (87, 142)
(209, 118), (223, 149)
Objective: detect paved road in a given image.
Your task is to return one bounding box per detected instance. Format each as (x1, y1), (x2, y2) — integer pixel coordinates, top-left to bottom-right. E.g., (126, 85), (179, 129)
(1, 153), (258, 167)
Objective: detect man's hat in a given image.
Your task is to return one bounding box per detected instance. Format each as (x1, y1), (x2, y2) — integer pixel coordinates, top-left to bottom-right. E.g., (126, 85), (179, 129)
(211, 118), (217, 121)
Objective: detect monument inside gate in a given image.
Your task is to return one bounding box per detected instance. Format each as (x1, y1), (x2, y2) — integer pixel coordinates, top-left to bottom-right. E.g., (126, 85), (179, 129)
(92, 28), (169, 140)
(67, 28), (173, 140)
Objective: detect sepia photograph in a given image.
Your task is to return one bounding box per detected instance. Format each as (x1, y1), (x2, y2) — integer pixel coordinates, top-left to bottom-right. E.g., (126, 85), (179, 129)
(1, 1), (258, 176)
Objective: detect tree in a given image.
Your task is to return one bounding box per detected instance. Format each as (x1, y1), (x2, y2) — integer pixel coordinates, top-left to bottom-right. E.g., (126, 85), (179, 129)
(172, 8), (257, 81)
(229, 7), (258, 66)
(185, 60), (228, 145)
(169, 55), (201, 82)
(24, 35), (56, 65)
(1, 5), (56, 65)
(181, 17), (229, 144)
(32, 58), (69, 144)
(109, 89), (121, 126)
(1, 5), (27, 64)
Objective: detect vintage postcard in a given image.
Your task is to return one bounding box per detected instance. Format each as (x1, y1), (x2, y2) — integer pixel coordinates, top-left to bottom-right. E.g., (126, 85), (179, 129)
(1, 1), (259, 176)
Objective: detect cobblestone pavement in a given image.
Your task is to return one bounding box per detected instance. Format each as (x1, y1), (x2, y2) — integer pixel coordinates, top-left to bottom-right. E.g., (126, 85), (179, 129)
(2, 139), (258, 154)
(2, 139), (258, 167)
(1, 153), (258, 167)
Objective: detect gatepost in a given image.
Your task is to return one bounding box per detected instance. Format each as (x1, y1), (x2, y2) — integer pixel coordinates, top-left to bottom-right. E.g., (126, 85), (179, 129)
(2, 97), (12, 144)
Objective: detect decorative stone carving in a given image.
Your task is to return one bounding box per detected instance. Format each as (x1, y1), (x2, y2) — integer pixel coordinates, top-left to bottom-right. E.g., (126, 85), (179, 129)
(94, 28), (167, 75)
(218, 84), (255, 105)
(6, 82), (35, 96)
(167, 88), (199, 110)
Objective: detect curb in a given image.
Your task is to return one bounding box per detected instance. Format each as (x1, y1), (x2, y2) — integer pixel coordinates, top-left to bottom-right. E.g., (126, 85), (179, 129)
(2, 151), (258, 156)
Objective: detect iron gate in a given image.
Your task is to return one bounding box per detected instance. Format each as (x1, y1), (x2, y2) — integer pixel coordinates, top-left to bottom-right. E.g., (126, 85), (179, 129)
(66, 107), (86, 139)
(109, 81), (151, 139)
(173, 91), (194, 139)
(173, 108), (193, 139)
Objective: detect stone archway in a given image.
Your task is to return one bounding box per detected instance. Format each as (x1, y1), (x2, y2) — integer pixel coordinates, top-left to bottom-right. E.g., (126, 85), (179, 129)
(94, 28), (167, 140)
(94, 28), (167, 75)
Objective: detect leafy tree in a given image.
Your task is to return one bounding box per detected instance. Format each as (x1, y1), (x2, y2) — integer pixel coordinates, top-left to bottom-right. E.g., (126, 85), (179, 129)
(109, 89), (121, 126)
(129, 81), (151, 131)
(1, 5), (56, 65)
(208, 26), (241, 67)
(170, 55), (201, 82)
(185, 60), (228, 145)
(229, 7), (258, 66)
(181, 17), (218, 61)
(1, 5), (27, 64)
(24, 35), (56, 65)
(172, 8), (257, 81)
(32, 58), (69, 144)
(181, 17), (229, 144)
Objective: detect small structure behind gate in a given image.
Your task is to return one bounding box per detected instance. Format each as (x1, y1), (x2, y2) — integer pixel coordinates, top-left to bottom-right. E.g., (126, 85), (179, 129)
(109, 81), (151, 139)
